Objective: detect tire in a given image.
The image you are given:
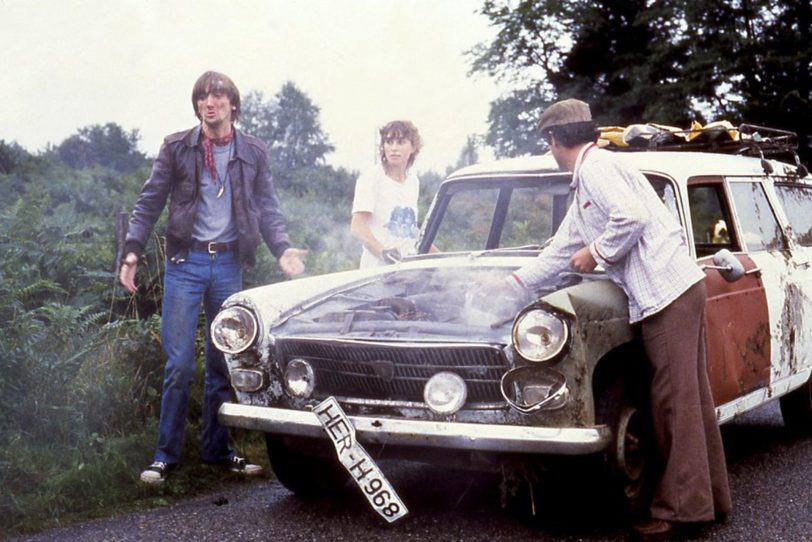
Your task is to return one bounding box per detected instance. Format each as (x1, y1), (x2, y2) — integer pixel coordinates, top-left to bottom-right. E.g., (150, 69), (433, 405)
(265, 435), (349, 497)
(501, 378), (656, 522)
(779, 376), (812, 435)
(595, 378), (657, 515)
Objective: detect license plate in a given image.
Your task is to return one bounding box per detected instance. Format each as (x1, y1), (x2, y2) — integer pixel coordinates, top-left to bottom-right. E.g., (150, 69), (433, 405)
(314, 396), (408, 523)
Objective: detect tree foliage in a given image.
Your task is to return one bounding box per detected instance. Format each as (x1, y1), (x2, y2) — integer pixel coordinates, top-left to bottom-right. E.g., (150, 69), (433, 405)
(0, 140), (30, 174)
(455, 135), (482, 170)
(239, 82), (335, 176)
(271, 82), (335, 171)
(56, 123), (149, 172)
(0, 122), (156, 437)
(471, 0), (812, 161)
(238, 90), (277, 147)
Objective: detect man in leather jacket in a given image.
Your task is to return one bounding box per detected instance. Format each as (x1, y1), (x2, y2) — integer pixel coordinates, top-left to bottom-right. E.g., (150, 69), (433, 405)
(119, 71), (307, 484)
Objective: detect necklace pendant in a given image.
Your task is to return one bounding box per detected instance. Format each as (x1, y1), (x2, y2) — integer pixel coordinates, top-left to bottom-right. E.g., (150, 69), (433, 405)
(216, 185), (225, 198)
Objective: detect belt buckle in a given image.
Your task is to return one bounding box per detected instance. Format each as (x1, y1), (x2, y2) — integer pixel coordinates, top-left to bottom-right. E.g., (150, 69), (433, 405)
(207, 242), (217, 254)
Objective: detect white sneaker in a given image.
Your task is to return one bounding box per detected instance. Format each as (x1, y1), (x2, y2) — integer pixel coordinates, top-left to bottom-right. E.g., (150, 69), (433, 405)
(227, 456), (263, 476)
(140, 461), (172, 484)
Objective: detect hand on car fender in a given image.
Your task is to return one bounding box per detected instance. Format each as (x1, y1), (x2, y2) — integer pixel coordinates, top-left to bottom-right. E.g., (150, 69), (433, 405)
(381, 247), (402, 264)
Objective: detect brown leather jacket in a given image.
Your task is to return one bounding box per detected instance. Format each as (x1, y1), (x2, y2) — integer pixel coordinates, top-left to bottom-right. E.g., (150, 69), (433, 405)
(124, 125), (291, 268)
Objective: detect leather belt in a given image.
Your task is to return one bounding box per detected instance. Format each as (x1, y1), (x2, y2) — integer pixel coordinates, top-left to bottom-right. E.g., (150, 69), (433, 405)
(192, 240), (237, 254)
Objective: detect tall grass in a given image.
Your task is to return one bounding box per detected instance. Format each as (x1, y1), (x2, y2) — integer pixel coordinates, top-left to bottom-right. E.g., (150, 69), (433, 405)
(0, 314), (268, 538)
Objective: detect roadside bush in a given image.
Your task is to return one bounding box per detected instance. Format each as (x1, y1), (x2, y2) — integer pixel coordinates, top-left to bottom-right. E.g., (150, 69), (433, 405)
(0, 316), (164, 535)
(0, 312), (266, 537)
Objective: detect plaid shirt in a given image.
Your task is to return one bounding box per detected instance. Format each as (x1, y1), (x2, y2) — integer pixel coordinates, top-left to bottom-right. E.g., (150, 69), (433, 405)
(512, 144), (703, 323)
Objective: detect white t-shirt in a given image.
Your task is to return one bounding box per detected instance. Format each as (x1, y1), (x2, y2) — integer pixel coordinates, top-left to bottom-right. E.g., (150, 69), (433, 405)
(351, 165), (420, 268)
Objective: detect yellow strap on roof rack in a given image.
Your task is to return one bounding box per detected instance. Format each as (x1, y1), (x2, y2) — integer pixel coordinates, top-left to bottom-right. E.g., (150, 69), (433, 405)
(685, 120), (738, 142)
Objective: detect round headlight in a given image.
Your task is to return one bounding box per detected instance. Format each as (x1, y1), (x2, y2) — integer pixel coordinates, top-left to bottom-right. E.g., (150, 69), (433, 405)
(284, 358), (315, 398)
(423, 372), (467, 415)
(512, 309), (568, 362)
(211, 306), (258, 354)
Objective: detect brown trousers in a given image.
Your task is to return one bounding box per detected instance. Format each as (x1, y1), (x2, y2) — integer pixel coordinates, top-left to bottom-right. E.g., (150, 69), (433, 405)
(640, 280), (732, 523)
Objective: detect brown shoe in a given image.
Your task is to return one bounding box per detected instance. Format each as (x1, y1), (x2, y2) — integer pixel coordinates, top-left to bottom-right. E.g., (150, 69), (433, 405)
(632, 518), (673, 540)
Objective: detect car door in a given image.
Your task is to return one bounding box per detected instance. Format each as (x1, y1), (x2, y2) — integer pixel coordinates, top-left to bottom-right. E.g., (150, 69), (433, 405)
(768, 179), (812, 388)
(687, 177), (771, 407)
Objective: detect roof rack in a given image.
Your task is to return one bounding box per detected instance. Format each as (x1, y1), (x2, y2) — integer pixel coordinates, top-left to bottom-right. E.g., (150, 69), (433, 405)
(600, 122), (799, 160)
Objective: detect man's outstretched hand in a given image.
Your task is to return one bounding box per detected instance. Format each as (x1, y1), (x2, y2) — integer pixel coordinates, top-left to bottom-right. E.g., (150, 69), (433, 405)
(279, 247), (308, 276)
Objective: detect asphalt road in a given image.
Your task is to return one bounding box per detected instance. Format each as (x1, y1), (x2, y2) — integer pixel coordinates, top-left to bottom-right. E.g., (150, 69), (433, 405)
(13, 401), (811, 542)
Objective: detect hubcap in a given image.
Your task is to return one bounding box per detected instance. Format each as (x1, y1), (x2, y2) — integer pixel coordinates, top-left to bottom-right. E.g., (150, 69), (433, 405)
(615, 405), (648, 495)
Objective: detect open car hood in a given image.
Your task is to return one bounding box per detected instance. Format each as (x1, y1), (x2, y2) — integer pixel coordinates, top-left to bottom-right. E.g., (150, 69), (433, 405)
(271, 265), (528, 342)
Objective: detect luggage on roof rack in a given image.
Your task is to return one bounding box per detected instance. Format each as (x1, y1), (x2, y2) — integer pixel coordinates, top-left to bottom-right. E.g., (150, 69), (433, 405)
(599, 122), (799, 160)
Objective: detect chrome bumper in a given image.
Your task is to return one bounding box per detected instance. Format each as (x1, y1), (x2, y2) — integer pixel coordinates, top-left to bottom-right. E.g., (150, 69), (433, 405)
(219, 402), (612, 455)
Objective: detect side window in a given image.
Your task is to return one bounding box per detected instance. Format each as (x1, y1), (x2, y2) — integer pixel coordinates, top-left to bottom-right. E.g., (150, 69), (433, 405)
(774, 183), (812, 247)
(728, 181), (784, 252)
(687, 184), (738, 257)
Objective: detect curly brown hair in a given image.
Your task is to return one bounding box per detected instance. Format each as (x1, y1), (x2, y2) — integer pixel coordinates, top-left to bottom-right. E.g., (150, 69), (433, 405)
(379, 120), (423, 168)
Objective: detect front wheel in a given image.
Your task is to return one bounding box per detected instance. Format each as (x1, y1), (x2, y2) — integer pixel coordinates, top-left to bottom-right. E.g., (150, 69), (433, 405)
(265, 435), (349, 498)
(609, 404), (655, 511)
(595, 379), (657, 515)
(779, 376), (812, 434)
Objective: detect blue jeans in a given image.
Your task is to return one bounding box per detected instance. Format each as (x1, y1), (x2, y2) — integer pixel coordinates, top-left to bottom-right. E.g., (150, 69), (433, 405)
(154, 248), (242, 465)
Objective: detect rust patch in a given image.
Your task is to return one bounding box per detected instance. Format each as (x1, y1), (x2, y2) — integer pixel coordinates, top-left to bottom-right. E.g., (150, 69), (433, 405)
(743, 322), (771, 360)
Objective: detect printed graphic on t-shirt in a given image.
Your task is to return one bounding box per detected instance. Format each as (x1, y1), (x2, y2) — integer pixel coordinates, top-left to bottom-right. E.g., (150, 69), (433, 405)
(385, 207), (417, 239)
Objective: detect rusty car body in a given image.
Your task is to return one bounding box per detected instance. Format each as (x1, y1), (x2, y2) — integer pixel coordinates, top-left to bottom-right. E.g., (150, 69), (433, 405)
(211, 125), (812, 510)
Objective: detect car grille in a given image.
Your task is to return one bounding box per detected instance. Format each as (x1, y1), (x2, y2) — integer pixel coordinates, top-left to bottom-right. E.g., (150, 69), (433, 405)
(276, 338), (509, 404)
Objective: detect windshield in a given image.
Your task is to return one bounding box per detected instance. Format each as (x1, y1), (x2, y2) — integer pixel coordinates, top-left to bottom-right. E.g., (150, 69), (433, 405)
(419, 173), (681, 254)
(423, 175), (572, 253)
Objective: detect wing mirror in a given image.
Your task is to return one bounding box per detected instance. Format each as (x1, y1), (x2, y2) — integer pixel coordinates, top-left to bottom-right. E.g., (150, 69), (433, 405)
(702, 249), (760, 282)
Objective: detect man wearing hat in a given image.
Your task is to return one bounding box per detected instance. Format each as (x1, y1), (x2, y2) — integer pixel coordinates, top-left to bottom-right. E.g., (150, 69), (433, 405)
(505, 99), (732, 538)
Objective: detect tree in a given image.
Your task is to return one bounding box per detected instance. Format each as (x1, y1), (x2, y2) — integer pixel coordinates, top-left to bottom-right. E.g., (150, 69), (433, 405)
(484, 88), (548, 158)
(56, 123), (148, 173)
(0, 140), (30, 174)
(239, 90), (277, 147)
(455, 135), (482, 170)
(239, 82), (334, 174)
(712, 1), (812, 160)
(471, 0), (812, 162)
(271, 82), (335, 171)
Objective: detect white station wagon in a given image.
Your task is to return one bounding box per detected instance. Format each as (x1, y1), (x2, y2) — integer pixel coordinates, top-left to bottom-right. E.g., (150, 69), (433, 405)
(211, 124), (812, 517)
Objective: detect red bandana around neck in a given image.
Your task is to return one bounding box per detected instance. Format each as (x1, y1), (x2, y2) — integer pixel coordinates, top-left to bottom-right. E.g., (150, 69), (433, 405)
(202, 129), (234, 183)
